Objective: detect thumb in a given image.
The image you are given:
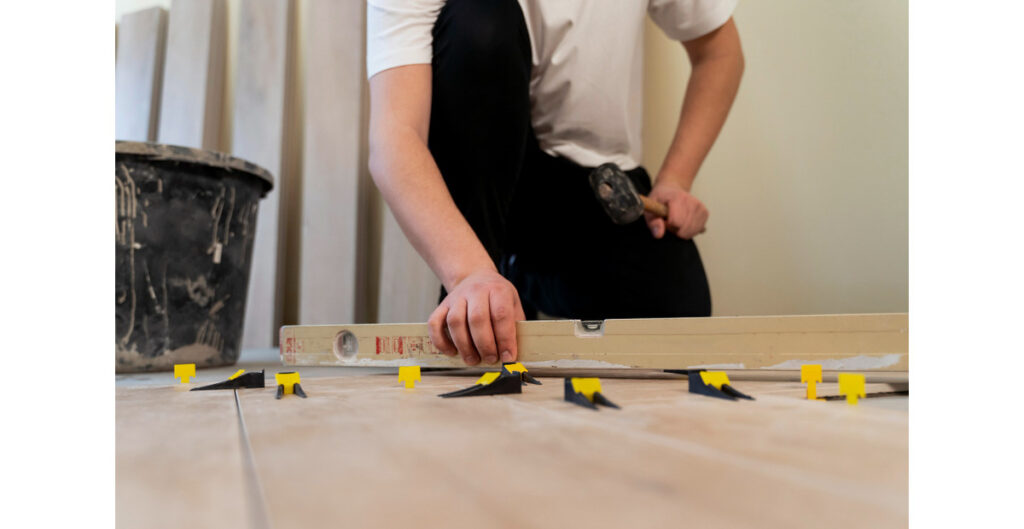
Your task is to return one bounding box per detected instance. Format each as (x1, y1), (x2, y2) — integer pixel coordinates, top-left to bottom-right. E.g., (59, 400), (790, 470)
(646, 217), (665, 239)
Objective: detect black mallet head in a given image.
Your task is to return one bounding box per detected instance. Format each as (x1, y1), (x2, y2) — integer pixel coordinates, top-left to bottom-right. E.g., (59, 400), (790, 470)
(588, 163), (645, 225)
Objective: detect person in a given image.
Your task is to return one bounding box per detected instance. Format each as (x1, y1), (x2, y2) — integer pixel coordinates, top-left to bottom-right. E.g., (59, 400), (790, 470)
(367, 0), (744, 366)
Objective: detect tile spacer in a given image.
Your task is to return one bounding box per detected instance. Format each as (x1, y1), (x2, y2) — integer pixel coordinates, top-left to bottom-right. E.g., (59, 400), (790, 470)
(174, 363), (196, 384)
(398, 366), (421, 389)
(801, 364), (823, 400)
(838, 373), (866, 405)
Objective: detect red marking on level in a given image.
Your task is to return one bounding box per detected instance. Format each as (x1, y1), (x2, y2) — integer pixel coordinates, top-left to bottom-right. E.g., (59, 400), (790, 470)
(281, 336), (296, 363)
(369, 336), (443, 356)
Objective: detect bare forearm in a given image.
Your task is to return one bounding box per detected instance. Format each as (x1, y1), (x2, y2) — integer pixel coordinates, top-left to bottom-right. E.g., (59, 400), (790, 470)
(369, 127), (495, 291)
(367, 65), (496, 291)
(368, 66), (523, 365)
(658, 18), (744, 190)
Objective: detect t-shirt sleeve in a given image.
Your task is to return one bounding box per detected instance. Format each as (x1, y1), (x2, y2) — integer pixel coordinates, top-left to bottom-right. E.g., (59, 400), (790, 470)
(647, 0), (738, 42)
(366, 0), (446, 79)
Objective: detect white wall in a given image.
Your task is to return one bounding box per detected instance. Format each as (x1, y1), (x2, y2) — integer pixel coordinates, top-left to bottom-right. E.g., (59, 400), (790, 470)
(643, 0), (908, 316)
(117, 0), (384, 327)
(117, 0), (238, 155)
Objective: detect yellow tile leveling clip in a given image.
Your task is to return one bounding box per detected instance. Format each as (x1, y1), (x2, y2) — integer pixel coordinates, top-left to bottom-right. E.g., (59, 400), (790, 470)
(801, 364), (823, 400)
(398, 366), (421, 389)
(437, 365), (524, 398)
(564, 377), (619, 410)
(436, 362), (542, 398)
(174, 363), (195, 384)
(688, 370), (754, 400)
(475, 372), (501, 385)
(275, 371), (307, 399)
(191, 370), (265, 391)
(838, 373), (866, 405)
(501, 362), (541, 385)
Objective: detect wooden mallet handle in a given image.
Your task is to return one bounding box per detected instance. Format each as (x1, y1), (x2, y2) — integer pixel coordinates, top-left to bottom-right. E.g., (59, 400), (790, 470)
(639, 194), (668, 218)
(639, 194), (707, 234)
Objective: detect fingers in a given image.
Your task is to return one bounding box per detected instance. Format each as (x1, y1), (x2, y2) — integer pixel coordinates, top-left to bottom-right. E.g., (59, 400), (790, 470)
(674, 206), (695, 238)
(467, 293), (498, 364)
(666, 198), (687, 233)
(490, 288), (518, 363)
(427, 303), (457, 356)
(445, 297), (480, 366)
(695, 203), (709, 234)
(684, 201), (709, 238)
(645, 182), (709, 239)
(671, 197), (709, 239)
(431, 271), (526, 366)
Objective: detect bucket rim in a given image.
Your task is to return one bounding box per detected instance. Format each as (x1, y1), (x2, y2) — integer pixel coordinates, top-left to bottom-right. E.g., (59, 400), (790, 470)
(115, 141), (274, 194)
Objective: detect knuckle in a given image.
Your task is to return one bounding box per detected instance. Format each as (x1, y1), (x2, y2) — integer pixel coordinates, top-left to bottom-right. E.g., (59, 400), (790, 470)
(468, 311), (488, 326)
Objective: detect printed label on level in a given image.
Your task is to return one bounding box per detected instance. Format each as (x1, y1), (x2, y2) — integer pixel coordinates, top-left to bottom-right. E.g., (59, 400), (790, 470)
(280, 333), (305, 363)
(375, 336), (441, 356)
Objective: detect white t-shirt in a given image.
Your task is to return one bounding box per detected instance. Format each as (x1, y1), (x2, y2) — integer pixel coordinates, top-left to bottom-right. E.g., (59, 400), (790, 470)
(367, 0), (737, 170)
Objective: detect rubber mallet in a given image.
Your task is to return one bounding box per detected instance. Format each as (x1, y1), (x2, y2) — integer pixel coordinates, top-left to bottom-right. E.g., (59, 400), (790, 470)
(587, 163), (669, 225)
(588, 162), (705, 235)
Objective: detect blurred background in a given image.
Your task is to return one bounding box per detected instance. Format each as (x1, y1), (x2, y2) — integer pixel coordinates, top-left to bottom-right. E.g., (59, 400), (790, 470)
(115, 0), (908, 348)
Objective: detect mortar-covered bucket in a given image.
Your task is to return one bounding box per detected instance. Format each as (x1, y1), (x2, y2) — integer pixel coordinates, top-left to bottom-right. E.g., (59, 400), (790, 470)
(115, 142), (273, 373)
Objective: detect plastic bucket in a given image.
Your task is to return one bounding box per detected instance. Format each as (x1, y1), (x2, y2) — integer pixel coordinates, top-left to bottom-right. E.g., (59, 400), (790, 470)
(115, 141), (273, 373)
